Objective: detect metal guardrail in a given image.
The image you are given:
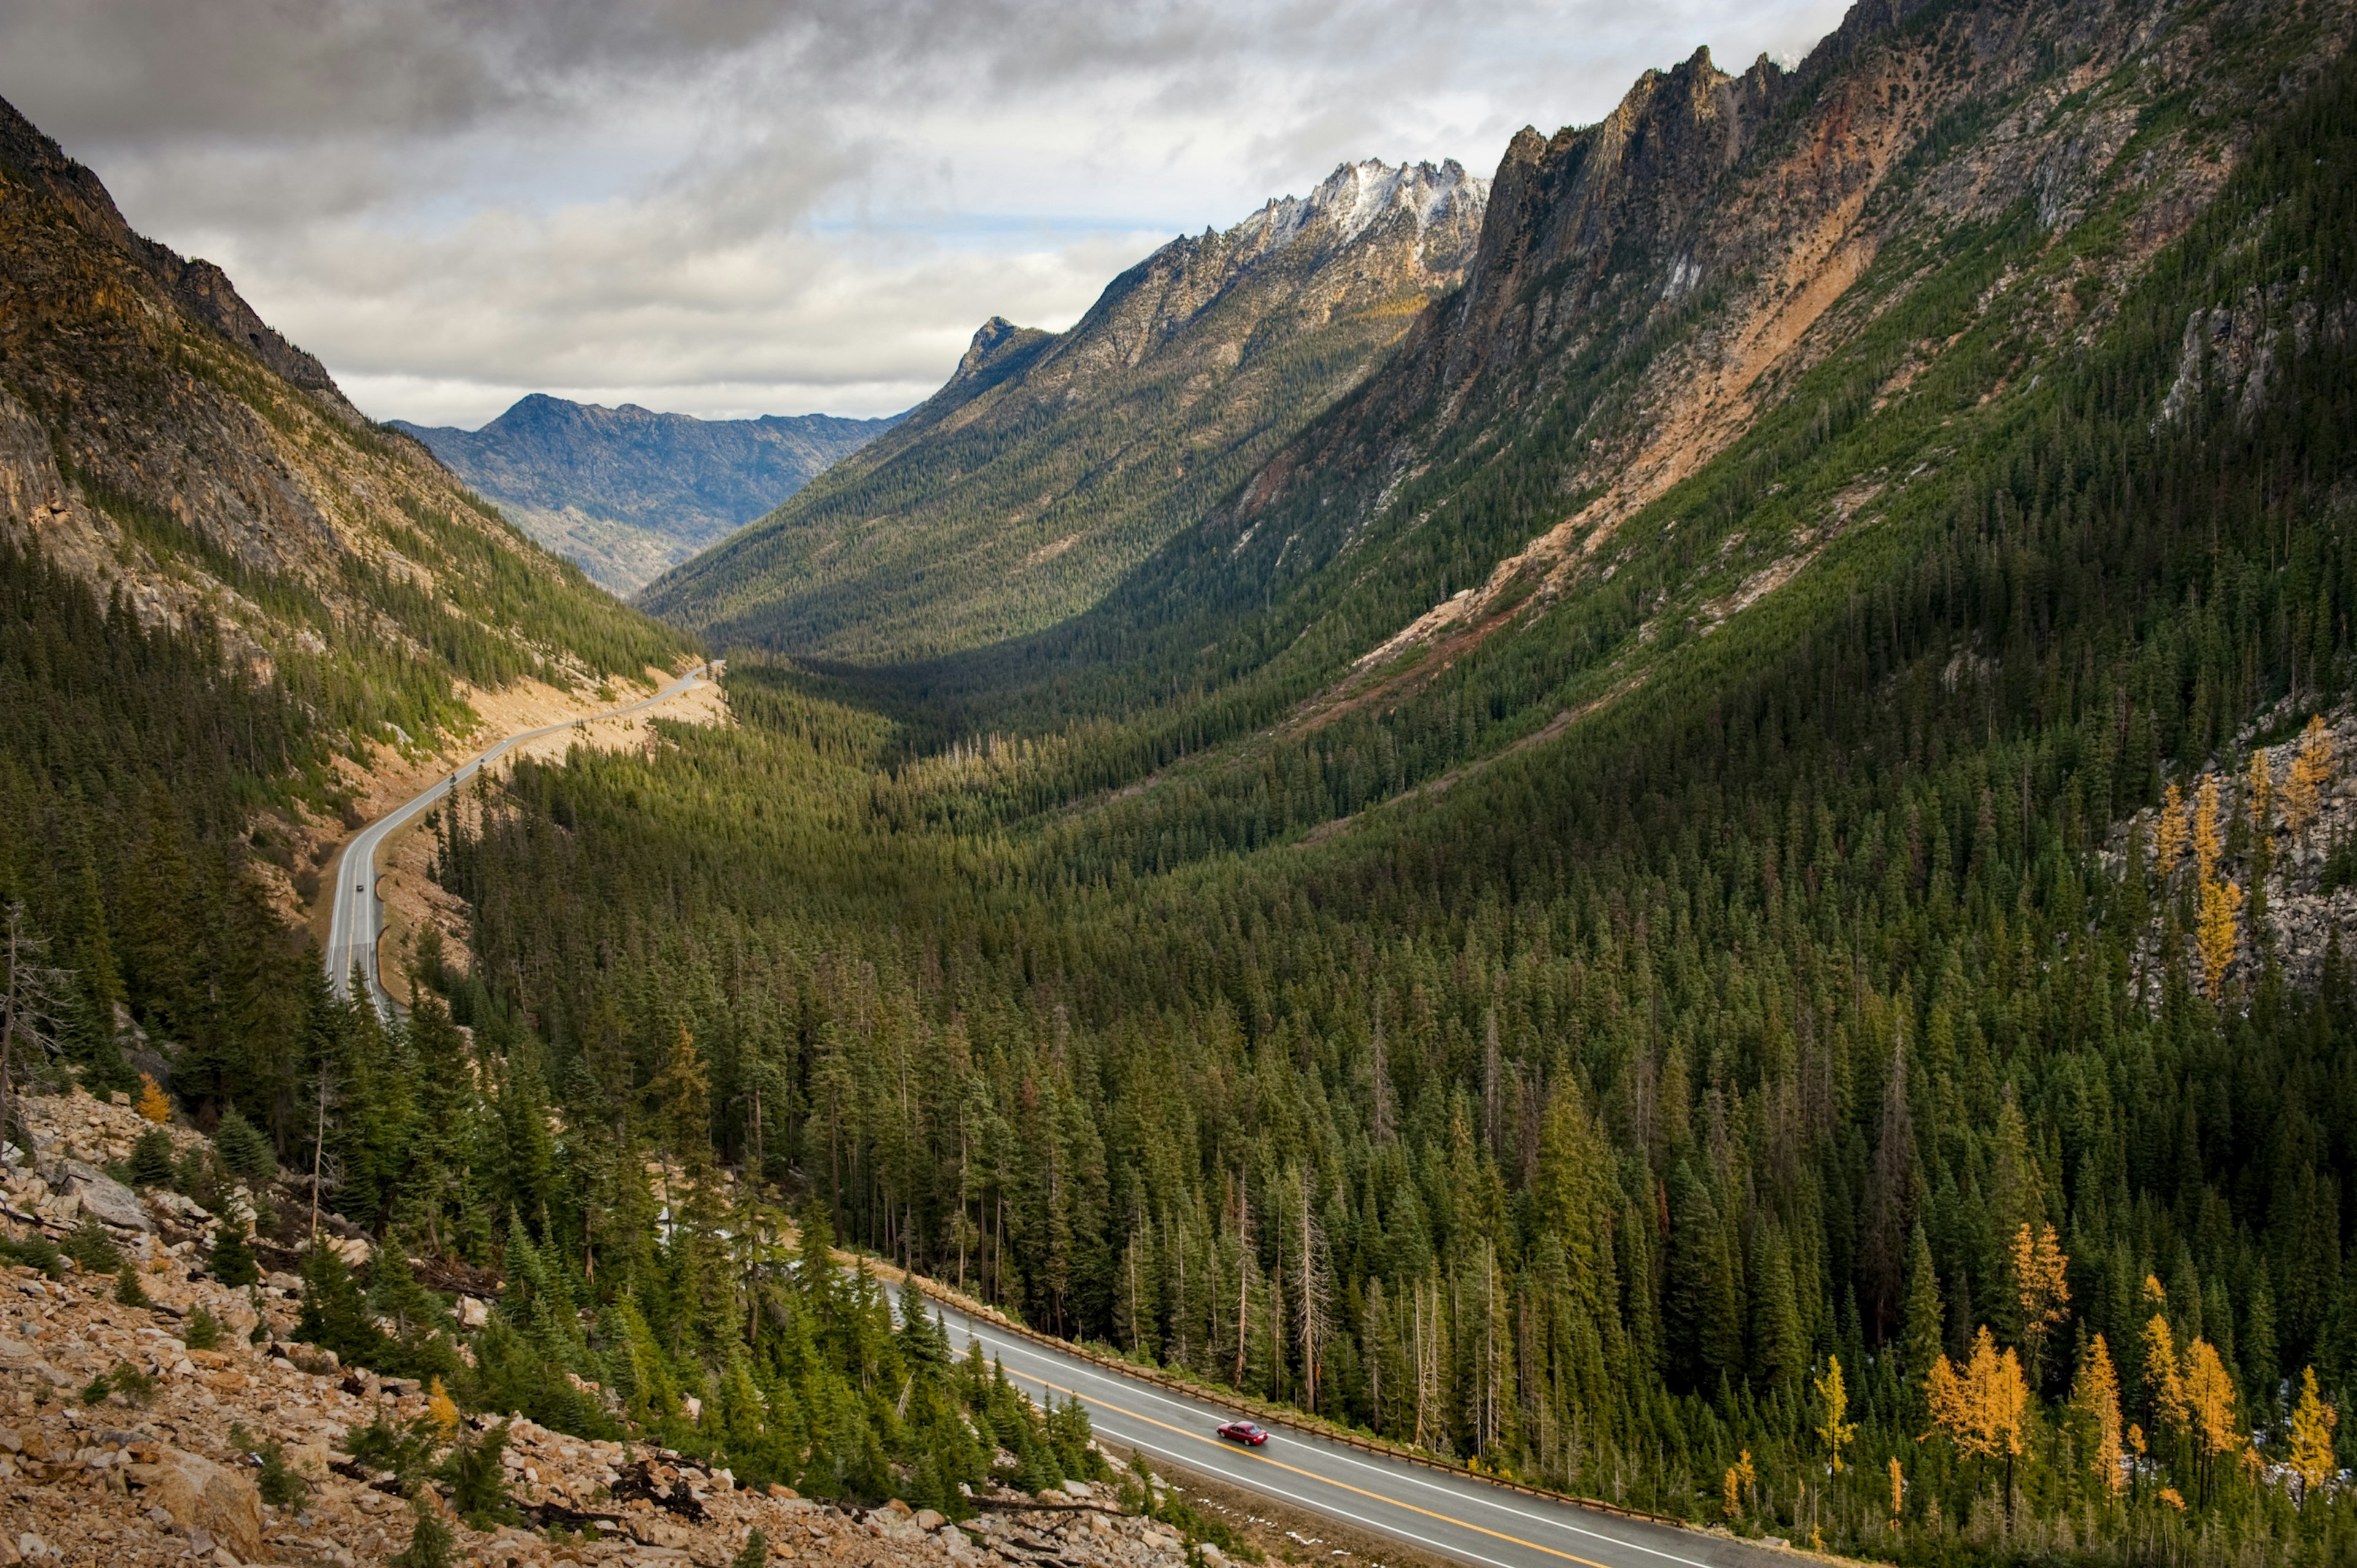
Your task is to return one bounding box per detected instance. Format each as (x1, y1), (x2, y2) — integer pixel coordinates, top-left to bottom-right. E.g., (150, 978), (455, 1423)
(854, 1251), (1692, 1533)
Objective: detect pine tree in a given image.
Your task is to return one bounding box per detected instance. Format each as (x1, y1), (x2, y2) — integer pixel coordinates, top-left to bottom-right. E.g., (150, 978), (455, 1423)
(1900, 1224), (1943, 1415)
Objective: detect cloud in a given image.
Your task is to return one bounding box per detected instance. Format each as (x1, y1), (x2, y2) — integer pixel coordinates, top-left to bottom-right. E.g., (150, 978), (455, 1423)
(0, 0), (1852, 425)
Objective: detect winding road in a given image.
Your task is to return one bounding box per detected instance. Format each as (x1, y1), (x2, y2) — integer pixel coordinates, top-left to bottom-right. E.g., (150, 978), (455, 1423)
(324, 663), (710, 1014)
(918, 1296), (1786, 1568)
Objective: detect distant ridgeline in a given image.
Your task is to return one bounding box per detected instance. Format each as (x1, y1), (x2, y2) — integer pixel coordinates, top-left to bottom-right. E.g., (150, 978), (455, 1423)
(12, 0), (2357, 1562)
(643, 158), (1488, 662)
(392, 396), (905, 595)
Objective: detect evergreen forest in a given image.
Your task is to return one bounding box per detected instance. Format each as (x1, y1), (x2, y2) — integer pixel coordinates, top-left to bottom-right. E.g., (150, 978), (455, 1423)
(5, 2), (2357, 1567)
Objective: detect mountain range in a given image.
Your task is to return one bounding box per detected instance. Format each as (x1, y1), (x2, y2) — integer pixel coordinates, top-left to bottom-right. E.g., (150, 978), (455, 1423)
(390, 396), (903, 595)
(643, 156), (1488, 662)
(6, 0), (2357, 1561)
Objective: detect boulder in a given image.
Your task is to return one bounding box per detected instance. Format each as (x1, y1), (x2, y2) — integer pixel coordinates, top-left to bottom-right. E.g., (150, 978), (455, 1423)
(130, 1446), (263, 1561)
(53, 1159), (152, 1232)
(0, 1337), (68, 1387)
(625, 1516), (698, 1550)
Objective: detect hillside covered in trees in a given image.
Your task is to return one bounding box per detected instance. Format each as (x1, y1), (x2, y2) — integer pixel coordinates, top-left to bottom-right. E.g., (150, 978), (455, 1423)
(7, 1), (2357, 1567)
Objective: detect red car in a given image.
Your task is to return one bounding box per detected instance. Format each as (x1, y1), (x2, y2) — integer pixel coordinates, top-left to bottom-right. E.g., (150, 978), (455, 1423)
(1217, 1420), (1269, 1446)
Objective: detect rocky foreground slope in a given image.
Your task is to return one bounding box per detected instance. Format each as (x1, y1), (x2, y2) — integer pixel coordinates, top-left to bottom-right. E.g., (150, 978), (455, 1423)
(0, 1091), (1205, 1568)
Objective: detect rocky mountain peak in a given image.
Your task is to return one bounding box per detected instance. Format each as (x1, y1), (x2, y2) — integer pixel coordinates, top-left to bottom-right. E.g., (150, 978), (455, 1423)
(1238, 156), (1488, 255)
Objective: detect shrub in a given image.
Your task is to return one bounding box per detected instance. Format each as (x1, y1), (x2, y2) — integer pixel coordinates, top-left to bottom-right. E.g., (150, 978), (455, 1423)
(346, 1412), (438, 1497)
(388, 1498), (452, 1568)
(64, 1219), (122, 1273)
(184, 1306), (224, 1350)
(115, 1262), (151, 1307)
(0, 1234), (62, 1278)
(129, 1127), (177, 1188)
(436, 1421), (516, 1528)
(212, 1107), (275, 1183)
(210, 1224), (261, 1288)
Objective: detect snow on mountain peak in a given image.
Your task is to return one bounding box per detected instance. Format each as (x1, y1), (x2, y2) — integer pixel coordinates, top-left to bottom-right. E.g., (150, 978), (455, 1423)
(1236, 157), (1486, 254)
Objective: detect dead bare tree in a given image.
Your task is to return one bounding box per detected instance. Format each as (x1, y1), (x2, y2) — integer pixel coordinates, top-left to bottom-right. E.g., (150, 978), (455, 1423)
(0, 903), (71, 1157)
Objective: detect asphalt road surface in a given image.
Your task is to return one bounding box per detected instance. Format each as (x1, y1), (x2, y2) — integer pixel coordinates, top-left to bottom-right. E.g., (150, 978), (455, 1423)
(918, 1297), (1786, 1568)
(324, 663), (709, 1014)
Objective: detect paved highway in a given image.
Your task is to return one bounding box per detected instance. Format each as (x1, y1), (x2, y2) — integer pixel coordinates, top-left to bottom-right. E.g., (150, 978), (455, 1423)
(324, 663), (710, 1014)
(917, 1297), (1782, 1568)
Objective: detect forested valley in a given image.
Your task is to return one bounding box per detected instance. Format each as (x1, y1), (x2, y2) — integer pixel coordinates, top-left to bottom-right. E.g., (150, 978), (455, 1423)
(6, 1), (2357, 1566)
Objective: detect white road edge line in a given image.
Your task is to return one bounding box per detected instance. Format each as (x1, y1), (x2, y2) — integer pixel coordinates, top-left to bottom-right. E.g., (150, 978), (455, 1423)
(935, 1310), (1724, 1568)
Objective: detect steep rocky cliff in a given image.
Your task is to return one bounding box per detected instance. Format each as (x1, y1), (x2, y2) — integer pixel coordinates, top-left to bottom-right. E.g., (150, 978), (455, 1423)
(1021, 0), (2355, 751)
(392, 396), (903, 595)
(642, 159), (1487, 662)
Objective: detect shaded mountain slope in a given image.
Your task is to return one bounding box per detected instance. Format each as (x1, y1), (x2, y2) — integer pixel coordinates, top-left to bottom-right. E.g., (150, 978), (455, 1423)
(644, 158), (1487, 662)
(392, 395), (902, 594)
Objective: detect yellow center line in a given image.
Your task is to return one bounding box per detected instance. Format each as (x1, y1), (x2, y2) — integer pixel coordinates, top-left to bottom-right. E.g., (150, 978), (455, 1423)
(991, 1361), (1619, 1568)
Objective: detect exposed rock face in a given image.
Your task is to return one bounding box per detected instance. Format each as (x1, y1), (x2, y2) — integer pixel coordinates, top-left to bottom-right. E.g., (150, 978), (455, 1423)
(0, 90), (676, 714)
(1183, 0), (2354, 716)
(392, 395), (904, 595)
(643, 158), (1490, 662)
(0, 98), (356, 420)
(136, 1446), (265, 1559)
(49, 1161), (150, 1234)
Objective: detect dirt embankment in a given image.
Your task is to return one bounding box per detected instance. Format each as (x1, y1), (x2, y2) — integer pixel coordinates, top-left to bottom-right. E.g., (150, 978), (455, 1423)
(253, 665), (729, 976)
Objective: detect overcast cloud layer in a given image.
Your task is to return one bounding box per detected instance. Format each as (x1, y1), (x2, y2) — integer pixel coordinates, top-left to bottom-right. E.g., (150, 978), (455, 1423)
(2, 0), (1851, 426)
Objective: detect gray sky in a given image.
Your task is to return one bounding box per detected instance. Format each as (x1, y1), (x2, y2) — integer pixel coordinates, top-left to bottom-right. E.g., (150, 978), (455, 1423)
(2, 0), (1851, 427)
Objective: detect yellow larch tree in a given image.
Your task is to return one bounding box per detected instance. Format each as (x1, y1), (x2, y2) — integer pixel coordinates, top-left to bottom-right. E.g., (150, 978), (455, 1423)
(1926, 1326), (2030, 1468)
(2194, 775), (2224, 884)
(135, 1072), (171, 1124)
(1723, 1448), (1756, 1521)
(2248, 747), (2274, 833)
(1816, 1356), (1857, 1473)
(2285, 716), (2335, 840)
(1887, 1456), (1905, 1528)
(2011, 1221), (2070, 1381)
(2183, 1338), (2239, 1499)
(2073, 1333), (2126, 1497)
(2153, 782), (2189, 878)
(2197, 876), (2243, 999)
(2289, 1366), (2339, 1508)
(2142, 1314), (2188, 1435)
(427, 1375), (461, 1435)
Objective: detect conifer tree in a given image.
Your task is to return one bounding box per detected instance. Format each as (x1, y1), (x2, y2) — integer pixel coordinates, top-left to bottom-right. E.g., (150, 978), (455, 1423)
(2073, 1333), (2126, 1499)
(2289, 1367), (2338, 1508)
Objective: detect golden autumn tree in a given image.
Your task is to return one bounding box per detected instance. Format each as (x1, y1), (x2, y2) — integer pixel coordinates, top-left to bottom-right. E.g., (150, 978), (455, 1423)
(2011, 1221), (2070, 1384)
(2153, 782), (2189, 878)
(2285, 716), (2336, 841)
(135, 1072), (171, 1124)
(2289, 1367), (2339, 1508)
(1925, 1326), (2031, 1489)
(2142, 1313), (2188, 1435)
(1816, 1356), (1857, 1473)
(2183, 1338), (2240, 1500)
(1723, 1448), (1757, 1521)
(2197, 876), (2243, 1000)
(2073, 1333), (2127, 1498)
(2248, 747), (2274, 832)
(1887, 1456), (1905, 1531)
(2194, 775), (2224, 884)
